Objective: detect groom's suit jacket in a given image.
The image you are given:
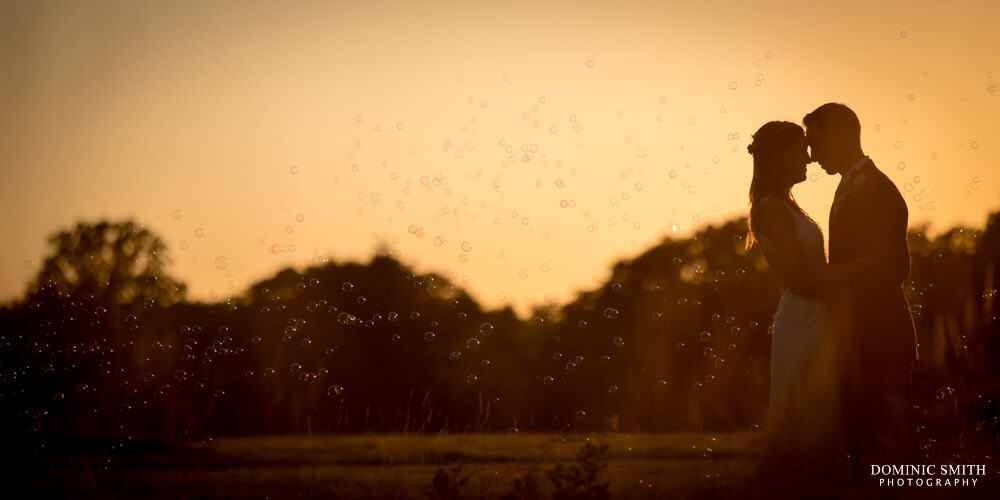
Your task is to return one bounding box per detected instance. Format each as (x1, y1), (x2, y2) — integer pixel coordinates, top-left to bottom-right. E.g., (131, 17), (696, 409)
(828, 158), (918, 367)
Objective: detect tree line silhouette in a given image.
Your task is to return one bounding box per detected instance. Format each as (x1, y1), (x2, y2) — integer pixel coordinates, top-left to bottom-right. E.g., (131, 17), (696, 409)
(1, 214), (997, 451)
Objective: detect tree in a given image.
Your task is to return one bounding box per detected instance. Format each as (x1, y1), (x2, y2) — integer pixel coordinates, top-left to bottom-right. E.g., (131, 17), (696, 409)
(27, 220), (186, 309)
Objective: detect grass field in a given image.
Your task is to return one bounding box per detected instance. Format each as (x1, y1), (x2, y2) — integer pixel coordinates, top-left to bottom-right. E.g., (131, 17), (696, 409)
(11, 432), (999, 499)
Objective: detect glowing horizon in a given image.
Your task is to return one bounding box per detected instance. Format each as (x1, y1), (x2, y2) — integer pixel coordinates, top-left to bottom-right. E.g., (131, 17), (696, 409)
(2, 0), (998, 318)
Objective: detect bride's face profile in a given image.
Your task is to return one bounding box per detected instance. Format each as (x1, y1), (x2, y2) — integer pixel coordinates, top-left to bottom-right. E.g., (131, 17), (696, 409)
(778, 134), (810, 187)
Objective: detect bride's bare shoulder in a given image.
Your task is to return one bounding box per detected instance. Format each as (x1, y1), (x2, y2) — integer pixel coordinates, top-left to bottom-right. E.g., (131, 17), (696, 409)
(751, 196), (793, 231)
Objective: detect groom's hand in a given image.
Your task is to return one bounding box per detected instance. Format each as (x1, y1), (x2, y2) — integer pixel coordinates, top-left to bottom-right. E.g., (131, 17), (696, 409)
(789, 272), (820, 296)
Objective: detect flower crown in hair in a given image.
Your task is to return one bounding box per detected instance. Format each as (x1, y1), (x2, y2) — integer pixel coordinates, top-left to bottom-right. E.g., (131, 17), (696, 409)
(746, 123), (798, 156)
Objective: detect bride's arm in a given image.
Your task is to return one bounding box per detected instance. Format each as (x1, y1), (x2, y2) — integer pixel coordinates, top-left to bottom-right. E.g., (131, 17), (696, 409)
(791, 256), (877, 296)
(751, 198), (812, 289)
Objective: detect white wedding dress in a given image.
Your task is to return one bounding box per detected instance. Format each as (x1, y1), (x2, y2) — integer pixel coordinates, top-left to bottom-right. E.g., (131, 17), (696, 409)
(755, 199), (842, 458)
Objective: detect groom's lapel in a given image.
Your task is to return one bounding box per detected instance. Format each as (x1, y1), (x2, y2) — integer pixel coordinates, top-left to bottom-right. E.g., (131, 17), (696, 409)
(831, 181), (847, 223)
(831, 159), (876, 228)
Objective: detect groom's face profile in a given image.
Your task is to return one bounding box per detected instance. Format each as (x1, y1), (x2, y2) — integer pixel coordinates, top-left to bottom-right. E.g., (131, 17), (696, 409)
(804, 128), (839, 176)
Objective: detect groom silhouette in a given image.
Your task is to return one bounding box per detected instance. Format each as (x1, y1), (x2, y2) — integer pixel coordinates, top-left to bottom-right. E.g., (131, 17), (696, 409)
(803, 103), (919, 478)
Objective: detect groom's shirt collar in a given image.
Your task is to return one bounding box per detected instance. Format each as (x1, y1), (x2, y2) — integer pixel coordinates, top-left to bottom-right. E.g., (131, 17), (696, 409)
(838, 155), (870, 188)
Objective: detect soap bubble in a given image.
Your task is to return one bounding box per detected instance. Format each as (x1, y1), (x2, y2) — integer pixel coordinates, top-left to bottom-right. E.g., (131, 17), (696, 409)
(935, 386), (956, 400)
(479, 322), (494, 336)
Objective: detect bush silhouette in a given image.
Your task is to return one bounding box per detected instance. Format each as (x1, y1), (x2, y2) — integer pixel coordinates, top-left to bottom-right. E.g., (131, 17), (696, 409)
(548, 442), (611, 500)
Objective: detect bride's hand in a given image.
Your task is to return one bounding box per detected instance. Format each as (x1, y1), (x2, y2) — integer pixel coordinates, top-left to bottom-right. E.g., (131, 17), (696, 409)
(792, 256), (874, 298)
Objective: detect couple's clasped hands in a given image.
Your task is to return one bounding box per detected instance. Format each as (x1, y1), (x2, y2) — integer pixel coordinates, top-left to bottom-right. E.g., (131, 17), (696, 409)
(788, 255), (876, 299)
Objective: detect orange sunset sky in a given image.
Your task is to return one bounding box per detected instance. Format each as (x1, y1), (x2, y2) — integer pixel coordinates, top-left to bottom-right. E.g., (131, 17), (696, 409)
(2, 0), (998, 318)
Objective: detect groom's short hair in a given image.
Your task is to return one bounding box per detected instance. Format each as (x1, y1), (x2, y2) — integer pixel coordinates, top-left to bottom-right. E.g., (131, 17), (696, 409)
(803, 103), (861, 145)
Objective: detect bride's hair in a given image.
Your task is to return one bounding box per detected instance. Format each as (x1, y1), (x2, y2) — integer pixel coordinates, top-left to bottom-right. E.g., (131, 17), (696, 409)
(745, 121), (813, 250)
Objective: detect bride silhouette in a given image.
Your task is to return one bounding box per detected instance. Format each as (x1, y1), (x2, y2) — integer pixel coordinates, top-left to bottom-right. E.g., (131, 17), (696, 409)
(743, 121), (856, 492)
